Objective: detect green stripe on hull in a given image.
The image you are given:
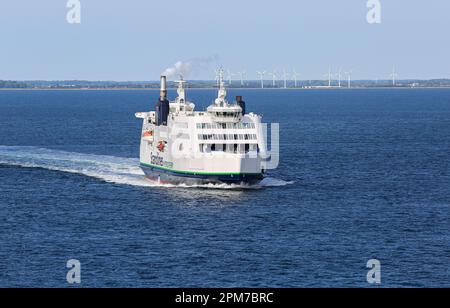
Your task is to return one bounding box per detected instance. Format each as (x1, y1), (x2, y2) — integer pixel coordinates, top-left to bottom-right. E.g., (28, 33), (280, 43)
(140, 162), (262, 176)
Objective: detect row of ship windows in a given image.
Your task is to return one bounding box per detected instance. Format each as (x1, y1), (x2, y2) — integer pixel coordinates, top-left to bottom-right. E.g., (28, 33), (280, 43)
(198, 134), (257, 141)
(199, 144), (258, 154)
(196, 123), (256, 129)
(213, 112), (241, 118)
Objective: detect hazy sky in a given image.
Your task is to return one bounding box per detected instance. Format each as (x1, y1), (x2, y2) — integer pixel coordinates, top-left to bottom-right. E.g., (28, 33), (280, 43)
(0, 0), (449, 80)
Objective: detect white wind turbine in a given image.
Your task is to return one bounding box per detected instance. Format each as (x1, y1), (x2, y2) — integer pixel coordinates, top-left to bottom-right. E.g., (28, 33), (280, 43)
(268, 70), (278, 88)
(227, 69), (236, 86)
(323, 66), (332, 88)
(390, 66), (398, 86)
(344, 70), (353, 88)
(336, 68), (342, 88)
(282, 69), (289, 89)
(237, 71), (246, 87)
(292, 69), (301, 88)
(256, 70), (266, 89)
(214, 69), (221, 87)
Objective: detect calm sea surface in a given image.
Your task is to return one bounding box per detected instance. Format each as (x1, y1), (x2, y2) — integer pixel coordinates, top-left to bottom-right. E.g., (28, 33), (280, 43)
(1, 88), (450, 287)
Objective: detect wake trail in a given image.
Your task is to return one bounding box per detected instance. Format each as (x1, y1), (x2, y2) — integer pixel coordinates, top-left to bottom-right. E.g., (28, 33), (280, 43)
(0, 146), (294, 189)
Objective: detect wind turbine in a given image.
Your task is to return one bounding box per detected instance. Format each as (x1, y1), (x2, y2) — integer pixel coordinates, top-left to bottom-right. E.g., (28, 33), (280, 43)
(256, 70), (266, 89)
(344, 70), (352, 88)
(323, 67), (332, 88)
(390, 66), (398, 86)
(326, 66), (332, 87)
(214, 69), (221, 87)
(227, 69), (236, 86)
(282, 69), (289, 89)
(336, 68), (342, 88)
(237, 71), (246, 87)
(268, 70), (278, 88)
(292, 69), (301, 88)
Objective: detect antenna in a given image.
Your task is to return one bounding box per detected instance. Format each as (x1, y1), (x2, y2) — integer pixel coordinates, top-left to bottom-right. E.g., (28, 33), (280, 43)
(215, 68), (227, 105)
(256, 70), (266, 89)
(175, 75), (187, 102)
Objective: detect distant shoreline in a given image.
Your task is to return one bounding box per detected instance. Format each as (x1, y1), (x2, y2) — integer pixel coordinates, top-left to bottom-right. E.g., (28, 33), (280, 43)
(1, 86), (450, 91)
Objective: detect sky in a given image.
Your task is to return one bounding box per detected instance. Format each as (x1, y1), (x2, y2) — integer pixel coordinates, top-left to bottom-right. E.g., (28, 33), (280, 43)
(0, 0), (449, 81)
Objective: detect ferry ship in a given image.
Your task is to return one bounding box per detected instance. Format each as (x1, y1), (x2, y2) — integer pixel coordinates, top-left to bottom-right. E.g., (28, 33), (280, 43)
(135, 71), (267, 185)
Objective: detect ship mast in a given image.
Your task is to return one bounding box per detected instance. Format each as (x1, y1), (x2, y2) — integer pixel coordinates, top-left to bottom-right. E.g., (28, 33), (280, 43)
(175, 75), (187, 104)
(215, 68), (227, 106)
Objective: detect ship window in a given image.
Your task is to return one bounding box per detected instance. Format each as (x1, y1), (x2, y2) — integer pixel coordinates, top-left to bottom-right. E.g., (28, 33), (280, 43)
(234, 144), (238, 153)
(210, 144), (226, 152)
(245, 144), (250, 153)
(200, 144), (209, 153)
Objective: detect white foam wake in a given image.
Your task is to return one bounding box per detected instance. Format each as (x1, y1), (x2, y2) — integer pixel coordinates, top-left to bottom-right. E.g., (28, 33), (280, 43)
(0, 146), (293, 189)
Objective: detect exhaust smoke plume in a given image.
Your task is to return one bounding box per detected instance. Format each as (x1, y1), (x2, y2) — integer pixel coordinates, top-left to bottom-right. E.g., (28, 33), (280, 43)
(162, 55), (219, 79)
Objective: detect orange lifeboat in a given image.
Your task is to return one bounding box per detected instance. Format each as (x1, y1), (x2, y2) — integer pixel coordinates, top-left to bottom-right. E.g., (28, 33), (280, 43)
(143, 130), (153, 138)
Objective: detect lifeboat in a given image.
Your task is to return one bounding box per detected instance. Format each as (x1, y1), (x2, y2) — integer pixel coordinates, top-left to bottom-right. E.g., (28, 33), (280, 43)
(143, 130), (153, 137)
(142, 130), (154, 142)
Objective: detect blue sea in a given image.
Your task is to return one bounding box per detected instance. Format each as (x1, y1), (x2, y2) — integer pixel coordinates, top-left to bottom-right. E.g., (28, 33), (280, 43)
(1, 88), (450, 288)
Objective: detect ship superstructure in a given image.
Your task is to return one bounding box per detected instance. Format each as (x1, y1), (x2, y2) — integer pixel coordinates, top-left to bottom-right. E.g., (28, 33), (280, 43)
(135, 71), (267, 185)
